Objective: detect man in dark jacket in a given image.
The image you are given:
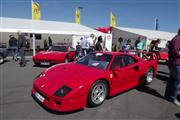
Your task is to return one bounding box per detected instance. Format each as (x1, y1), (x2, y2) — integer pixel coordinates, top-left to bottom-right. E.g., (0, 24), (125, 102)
(165, 28), (180, 105)
(9, 35), (18, 61)
(18, 32), (27, 67)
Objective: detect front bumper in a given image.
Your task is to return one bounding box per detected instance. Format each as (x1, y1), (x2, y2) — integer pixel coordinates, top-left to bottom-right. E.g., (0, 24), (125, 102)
(33, 58), (64, 65)
(31, 86), (87, 112)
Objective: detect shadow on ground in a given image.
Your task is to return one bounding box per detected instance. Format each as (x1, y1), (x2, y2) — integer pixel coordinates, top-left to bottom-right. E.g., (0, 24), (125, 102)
(157, 71), (169, 75)
(136, 85), (165, 99)
(156, 74), (169, 82)
(175, 113), (180, 119)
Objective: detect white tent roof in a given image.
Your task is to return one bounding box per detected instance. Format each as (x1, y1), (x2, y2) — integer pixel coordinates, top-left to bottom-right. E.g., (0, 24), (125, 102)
(115, 26), (176, 40)
(0, 17), (105, 36)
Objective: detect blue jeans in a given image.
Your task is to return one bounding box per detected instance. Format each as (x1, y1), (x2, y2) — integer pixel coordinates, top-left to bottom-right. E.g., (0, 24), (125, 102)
(11, 46), (18, 60)
(165, 64), (180, 101)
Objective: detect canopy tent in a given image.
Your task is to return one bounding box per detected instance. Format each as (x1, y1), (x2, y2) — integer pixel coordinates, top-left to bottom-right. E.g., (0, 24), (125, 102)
(0, 17), (105, 36)
(112, 27), (176, 48)
(115, 27), (176, 40)
(0, 17), (112, 55)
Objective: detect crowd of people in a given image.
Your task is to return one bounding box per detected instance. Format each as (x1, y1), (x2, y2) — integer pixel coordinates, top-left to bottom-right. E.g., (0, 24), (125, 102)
(75, 34), (104, 58)
(9, 31), (30, 67)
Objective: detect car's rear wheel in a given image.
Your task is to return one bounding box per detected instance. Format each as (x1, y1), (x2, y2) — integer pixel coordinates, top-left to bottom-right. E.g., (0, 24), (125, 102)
(0, 54), (4, 64)
(87, 80), (108, 107)
(145, 67), (154, 84)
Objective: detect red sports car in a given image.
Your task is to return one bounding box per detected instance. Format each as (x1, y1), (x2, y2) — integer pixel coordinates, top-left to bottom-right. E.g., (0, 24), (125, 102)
(32, 52), (157, 112)
(33, 45), (76, 66)
(158, 48), (168, 62)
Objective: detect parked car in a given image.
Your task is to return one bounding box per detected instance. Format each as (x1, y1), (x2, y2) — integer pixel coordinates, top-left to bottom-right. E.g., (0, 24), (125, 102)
(120, 49), (168, 62)
(0, 43), (8, 64)
(158, 48), (168, 62)
(32, 52), (157, 112)
(33, 45), (76, 66)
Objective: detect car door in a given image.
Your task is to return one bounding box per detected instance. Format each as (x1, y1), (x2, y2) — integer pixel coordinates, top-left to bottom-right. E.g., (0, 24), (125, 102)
(110, 55), (140, 94)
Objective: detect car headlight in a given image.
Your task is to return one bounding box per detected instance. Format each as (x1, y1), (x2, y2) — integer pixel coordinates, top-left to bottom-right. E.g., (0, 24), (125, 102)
(54, 85), (72, 97)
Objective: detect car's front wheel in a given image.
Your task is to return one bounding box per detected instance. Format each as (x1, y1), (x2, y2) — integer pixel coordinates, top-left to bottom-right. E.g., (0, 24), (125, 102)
(0, 54), (4, 64)
(87, 80), (108, 107)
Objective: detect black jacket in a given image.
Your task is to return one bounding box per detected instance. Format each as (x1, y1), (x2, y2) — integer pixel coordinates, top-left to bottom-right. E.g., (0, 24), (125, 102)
(9, 37), (18, 47)
(18, 34), (27, 48)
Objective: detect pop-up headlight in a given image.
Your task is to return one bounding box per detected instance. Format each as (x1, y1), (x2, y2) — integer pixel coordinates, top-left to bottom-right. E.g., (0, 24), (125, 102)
(54, 85), (72, 97)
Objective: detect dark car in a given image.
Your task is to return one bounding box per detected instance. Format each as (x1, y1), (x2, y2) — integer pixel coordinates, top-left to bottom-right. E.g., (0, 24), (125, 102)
(0, 43), (8, 64)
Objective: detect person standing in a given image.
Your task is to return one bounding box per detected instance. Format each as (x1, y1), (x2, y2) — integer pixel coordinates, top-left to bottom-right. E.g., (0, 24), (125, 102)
(18, 32), (27, 67)
(136, 37), (145, 58)
(149, 39), (161, 59)
(81, 37), (89, 56)
(124, 39), (131, 53)
(76, 42), (81, 58)
(87, 34), (95, 53)
(43, 39), (48, 50)
(48, 36), (52, 47)
(95, 36), (103, 51)
(114, 37), (123, 51)
(9, 35), (18, 61)
(165, 28), (180, 105)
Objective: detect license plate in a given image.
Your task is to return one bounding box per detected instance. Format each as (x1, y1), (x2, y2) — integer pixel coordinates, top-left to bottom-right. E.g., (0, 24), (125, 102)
(40, 62), (50, 65)
(35, 92), (45, 103)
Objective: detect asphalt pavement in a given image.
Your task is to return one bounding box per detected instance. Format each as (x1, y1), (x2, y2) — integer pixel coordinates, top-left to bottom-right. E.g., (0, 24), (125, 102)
(0, 57), (180, 120)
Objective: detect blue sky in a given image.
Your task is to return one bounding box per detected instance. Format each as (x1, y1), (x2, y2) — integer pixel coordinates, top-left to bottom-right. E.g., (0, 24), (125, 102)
(0, 0), (179, 32)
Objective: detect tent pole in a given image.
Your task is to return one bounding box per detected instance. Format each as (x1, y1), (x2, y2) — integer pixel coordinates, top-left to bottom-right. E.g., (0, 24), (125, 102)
(32, 34), (36, 56)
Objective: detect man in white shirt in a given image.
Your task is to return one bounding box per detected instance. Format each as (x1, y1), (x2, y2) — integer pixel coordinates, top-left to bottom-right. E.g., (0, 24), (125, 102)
(81, 37), (89, 56)
(87, 34), (96, 53)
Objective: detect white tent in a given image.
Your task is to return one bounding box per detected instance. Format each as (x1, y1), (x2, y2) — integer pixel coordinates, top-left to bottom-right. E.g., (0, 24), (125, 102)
(0, 17), (112, 55)
(112, 27), (176, 48)
(0, 17), (105, 36)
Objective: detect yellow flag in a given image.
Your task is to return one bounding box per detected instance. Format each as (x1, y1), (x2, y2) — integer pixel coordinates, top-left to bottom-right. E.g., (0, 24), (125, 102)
(32, 1), (41, 20)
(110, 12), (116, 27)
(75, 8), (80, 24)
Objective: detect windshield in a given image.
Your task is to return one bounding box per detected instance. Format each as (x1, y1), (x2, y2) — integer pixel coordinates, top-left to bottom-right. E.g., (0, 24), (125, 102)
(48, 46), (67, 52)
(76, 53), (112, 70)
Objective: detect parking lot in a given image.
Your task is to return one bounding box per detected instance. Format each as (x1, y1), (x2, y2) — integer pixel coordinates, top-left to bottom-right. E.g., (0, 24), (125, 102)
(0, 57), (180, 120)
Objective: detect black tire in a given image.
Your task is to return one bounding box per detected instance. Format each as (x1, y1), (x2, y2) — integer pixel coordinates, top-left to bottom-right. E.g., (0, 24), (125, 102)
(0, 54), (4, 64)
(87, 80), (108, 107)
(144, 67), (154, 85)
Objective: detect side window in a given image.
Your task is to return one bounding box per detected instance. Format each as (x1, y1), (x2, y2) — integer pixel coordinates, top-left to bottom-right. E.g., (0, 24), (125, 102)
(110, 55), (137, 70)
(110, 56), (125, 70)
(123, 56), (136, 66)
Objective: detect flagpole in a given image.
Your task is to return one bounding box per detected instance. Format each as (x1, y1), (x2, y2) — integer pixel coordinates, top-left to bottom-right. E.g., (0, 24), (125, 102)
(31, 0), (36, 56)
(110, 12), (112, 27)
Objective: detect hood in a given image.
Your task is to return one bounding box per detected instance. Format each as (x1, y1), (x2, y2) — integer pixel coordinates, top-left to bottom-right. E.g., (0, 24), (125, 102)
(34, 63), (106, 96)
(34, 51), (66, 59)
